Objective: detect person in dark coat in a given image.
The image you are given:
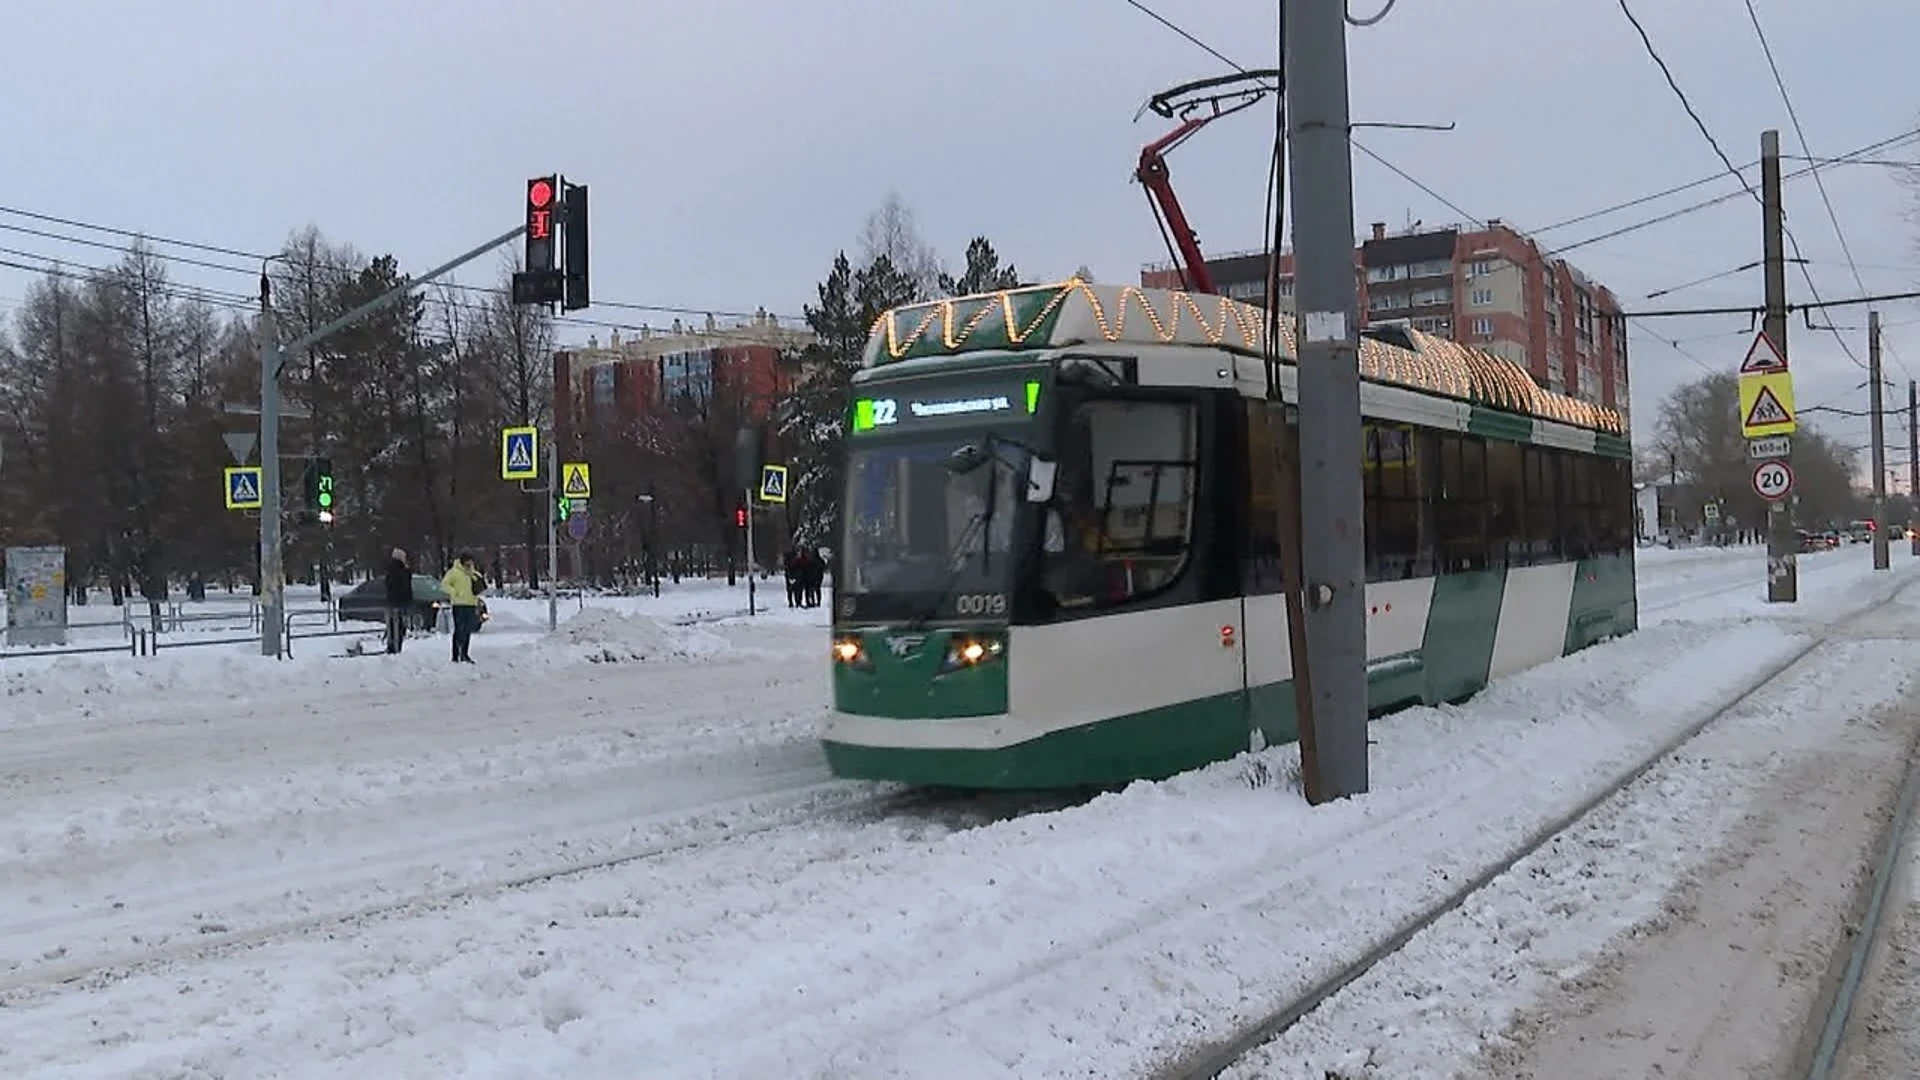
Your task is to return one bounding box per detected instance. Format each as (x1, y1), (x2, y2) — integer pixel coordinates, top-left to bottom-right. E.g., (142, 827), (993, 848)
(383, 548), (414, 654)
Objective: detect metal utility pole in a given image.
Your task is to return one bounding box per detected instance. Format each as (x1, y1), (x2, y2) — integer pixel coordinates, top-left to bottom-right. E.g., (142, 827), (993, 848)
(1870, 310), (1890, 570)
(743, 486), (758, 617)
(256, 224), (527, 658)
(1284, 0), (1368, 802)
(1909, 379), (1918, 557)
(257, 274), (283, 657)
(547, 438), (560, 632)
(1760, 130), (1797, 602)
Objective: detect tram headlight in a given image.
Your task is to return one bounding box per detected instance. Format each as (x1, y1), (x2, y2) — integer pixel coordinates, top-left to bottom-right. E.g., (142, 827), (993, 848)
(938, 633), (1005, 674)
(832, 635), (871, 669)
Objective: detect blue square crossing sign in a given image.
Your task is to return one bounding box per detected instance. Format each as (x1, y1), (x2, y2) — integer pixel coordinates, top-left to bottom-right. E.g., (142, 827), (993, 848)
(224, 466), (263, 510)
(501, 426), (538, 480)
(758, 463), (788, 504)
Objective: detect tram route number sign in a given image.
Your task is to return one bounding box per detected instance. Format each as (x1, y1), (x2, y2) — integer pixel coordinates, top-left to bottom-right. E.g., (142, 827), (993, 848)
(1752, 458), (1795, 503)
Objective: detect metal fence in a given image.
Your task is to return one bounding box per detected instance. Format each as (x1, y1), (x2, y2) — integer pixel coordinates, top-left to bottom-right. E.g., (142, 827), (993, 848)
(1, 598), (377, 662)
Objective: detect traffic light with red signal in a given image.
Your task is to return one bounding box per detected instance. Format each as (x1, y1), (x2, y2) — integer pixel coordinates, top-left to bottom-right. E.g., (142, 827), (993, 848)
(735, 504), (748, 529)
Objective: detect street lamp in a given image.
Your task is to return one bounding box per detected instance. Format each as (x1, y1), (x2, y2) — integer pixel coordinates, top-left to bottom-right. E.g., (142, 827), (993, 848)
(637, 487), (660, 597)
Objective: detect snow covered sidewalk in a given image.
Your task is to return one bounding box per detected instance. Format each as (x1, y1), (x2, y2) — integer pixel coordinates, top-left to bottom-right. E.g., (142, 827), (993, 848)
(4, 554), (1914, 1079)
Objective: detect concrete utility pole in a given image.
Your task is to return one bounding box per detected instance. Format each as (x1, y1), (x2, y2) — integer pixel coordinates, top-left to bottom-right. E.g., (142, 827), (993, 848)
(1909, 379), (1918, 557)
(257, 225), (527, 658)
(1284, 0), (1368, 802)
(1870, 310), (1890, 570)
(1760, 130), (1798, 602)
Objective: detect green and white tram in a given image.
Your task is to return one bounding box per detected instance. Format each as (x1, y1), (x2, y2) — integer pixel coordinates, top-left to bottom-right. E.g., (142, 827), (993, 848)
(823, 280), (1636, 789)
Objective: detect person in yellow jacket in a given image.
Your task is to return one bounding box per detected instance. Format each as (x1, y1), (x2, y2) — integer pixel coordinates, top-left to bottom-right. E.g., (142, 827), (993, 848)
(440, 552), (484, 663)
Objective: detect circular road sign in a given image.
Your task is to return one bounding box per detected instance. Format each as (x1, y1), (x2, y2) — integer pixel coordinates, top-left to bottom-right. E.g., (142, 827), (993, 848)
(567, 508), (591, 541)
(1752, 458), (1794, 502)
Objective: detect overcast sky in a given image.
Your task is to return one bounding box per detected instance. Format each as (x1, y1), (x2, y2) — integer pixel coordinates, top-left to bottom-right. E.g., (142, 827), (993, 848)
(1, 0), (1914, 466)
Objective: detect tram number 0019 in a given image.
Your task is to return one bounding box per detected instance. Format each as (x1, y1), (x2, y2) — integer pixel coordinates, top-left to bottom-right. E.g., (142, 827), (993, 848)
(953, 593), (1008, 616)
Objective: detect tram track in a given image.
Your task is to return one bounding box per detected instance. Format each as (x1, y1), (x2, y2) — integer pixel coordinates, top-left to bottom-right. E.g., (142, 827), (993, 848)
(1799, 725), (1920, 1080)
(0, 778), (1084, 1004)
(1149, 581), (1914, 1080)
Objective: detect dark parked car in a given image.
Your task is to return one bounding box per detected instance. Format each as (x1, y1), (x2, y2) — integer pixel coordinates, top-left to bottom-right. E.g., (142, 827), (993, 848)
(337, 573), (488, 632)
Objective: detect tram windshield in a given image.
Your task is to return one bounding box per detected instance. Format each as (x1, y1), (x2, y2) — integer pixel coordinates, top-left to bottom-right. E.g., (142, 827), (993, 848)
(838, 369), (1044, 617)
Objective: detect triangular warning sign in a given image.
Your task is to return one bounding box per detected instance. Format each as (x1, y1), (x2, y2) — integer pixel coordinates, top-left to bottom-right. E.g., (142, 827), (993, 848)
(506, 438), (533, 473)
(1745, 384), (1792, 428)
(231, 474), (258, 501)
(1740, 331), (1788, 374)
(564, 465), (591, 497)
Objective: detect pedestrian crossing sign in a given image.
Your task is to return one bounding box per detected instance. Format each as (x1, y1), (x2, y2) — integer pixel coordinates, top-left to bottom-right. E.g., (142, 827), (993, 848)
(562, 461), (592, 500)
(501, 426), (538, 480)
(224, 466), (263, 510)
(759, 463), (788, 504)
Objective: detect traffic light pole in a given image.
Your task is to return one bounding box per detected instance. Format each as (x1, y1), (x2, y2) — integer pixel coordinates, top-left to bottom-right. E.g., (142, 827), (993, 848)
(547, 438), (560, 633)
(258, 223), (528, 658)
(742, 487), (757, 617)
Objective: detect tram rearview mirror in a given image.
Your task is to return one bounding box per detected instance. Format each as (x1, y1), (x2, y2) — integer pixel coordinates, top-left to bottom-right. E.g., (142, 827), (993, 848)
(1025, 458), (1056, 503)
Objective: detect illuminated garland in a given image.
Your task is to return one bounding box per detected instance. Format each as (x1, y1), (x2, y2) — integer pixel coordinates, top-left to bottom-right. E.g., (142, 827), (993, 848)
(866, 280), (1627, 435)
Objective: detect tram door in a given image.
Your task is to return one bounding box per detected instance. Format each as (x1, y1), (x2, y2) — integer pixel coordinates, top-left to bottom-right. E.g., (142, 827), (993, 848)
(1240, 399), (1305, 751)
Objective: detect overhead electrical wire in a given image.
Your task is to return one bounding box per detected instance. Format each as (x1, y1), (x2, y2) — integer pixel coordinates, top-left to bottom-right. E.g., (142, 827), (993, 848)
(0, 202), (806, 331)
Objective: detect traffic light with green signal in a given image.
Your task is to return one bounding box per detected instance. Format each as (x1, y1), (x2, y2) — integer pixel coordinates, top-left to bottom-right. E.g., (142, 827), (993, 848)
(305, 457), (335, 523)
(555, 493), (573, 523)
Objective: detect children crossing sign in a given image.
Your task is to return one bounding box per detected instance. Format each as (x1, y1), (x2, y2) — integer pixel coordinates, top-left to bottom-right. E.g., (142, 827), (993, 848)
(501, 426), (538, 480)
(1739, 370), (1797, 438)
(224, 466), (263, 510)
(562, 462), (592, 500)
(758, 463), (788, 504)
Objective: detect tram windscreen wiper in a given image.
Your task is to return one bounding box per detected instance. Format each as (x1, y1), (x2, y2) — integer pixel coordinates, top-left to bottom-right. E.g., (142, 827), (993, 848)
(902, 508), (989, 630)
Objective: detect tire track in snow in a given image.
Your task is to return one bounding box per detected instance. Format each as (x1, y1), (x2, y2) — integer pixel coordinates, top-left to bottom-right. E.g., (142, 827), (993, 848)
(1151, 573), (1920, 1080)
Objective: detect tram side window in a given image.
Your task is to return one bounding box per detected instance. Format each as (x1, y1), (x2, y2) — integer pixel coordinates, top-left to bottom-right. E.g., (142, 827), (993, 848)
(1244, 401), (1287, 595)
(1047, 397), (1199, 608)
(1433, 434), (1489, 572)
(1561, 451), (1603, 559)
(1522, 446), (1562, 561)
(1364, 423), (1431, 581)
(1484, 439), (1526, 569)
(1594, 456), (1635, 554)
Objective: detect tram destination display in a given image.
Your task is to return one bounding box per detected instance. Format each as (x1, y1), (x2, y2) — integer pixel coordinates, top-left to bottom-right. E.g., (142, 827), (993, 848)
(850, 372), (1043, 436)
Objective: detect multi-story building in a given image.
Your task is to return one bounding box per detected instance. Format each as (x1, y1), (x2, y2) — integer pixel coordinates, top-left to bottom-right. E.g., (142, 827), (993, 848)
(552, 308), (815, 450)
(1140, 220), (1630, 419)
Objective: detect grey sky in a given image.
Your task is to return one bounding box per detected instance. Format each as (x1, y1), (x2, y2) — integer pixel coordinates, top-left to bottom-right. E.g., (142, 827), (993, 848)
(1, 0), (1914, 460)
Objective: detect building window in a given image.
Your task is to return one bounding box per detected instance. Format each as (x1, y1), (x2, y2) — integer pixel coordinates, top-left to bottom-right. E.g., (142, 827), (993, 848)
(1367, 264), (1404, 283)
(1470, 288), (1493, 307)
(1471, 317), (1493, 337)
(1469, 259), (1495, 277)
(1411, 287), (1451, 307)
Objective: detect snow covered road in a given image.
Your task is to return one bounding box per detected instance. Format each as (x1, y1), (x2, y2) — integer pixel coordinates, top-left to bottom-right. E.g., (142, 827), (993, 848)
(0, 600), (853, 999)
(3, 552), (1916, 1079)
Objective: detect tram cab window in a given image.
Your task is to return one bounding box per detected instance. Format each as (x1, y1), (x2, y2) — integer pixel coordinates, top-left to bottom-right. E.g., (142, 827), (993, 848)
(1042, 397), (1199, 609)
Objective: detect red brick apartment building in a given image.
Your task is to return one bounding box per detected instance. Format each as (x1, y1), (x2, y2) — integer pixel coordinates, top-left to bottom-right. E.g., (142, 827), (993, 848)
(1141, 220), (1630, 421)
(552, 308), (814, 453)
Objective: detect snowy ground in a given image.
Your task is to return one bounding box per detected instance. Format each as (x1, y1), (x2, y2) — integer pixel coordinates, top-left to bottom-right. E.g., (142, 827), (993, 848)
(1832, 776), (1920, 1078)
(2, 548), (1916, 1078)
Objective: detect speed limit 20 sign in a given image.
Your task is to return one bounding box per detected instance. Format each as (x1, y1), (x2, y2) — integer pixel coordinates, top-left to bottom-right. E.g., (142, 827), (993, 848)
(1752, 458), (1795, 502)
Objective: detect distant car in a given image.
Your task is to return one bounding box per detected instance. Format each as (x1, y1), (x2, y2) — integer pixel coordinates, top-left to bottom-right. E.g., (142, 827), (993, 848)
(337, 573), (488, 632)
